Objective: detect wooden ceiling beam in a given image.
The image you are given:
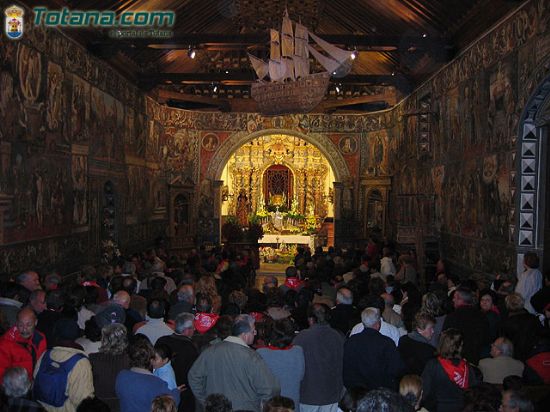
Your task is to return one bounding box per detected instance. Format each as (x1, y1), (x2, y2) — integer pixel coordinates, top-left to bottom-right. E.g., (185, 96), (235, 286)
(154, 89), (231, 111)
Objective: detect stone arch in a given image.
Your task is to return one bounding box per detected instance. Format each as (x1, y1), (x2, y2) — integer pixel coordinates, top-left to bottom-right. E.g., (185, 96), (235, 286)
(515, 70), (550, 273)
(207, 128), (351, 182)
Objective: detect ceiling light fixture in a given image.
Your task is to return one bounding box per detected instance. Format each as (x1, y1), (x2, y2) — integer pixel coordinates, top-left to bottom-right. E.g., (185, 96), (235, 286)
(188, 46), (196, 59)
(422, 33), (428, 38)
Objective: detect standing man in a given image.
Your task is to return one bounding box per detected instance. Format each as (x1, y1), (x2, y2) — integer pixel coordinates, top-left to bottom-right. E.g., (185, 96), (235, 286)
(293, 304), (345, 412)
(16, 271), (41, 292)
(188, 314), (280, 412)
(0, 307), (47, 383)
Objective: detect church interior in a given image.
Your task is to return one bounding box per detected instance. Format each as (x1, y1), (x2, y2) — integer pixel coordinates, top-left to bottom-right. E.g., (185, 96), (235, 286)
(1, 0), (550, 411)
(1, 0), (549, 279)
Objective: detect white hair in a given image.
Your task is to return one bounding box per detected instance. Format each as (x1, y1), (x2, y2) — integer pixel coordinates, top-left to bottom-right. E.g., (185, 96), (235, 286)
(361, 307), (381, 328)
(2, 367), (31, 398)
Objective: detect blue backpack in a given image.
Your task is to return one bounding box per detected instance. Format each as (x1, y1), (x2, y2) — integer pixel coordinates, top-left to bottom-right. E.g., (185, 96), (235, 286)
(33, 350), (85, 407)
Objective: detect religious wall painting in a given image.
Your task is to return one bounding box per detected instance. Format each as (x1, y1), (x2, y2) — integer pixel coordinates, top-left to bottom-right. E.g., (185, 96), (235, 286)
(202, 133), (219, 152)
(135, 113), (146, 158)
(71, 153), (87, 226)
(70, 75), (90, 143)
(0, 69), (24, 142)
(459, 80), (476, 149)
(163, 129), (199, 184)
(17, 44), (44, 142)
(488, 57), (517, 151)
(90, 88), (125, 161)
(46, 61), (64, 144)
(446, 86), (461, 151)
(338, 136), (357, 155)
(124, 107), (136, 153)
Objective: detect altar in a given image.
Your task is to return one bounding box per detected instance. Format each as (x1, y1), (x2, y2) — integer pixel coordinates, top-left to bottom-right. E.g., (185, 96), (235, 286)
(259, 234), (316, 250)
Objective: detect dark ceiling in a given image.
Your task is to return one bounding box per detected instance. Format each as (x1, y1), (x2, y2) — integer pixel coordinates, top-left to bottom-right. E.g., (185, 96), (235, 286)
(35, 0), (525, 113)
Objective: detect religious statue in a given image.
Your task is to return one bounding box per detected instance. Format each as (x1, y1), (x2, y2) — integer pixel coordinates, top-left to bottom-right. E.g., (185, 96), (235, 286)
(236, 190), (249, 227)
(273, 206), (284, 232)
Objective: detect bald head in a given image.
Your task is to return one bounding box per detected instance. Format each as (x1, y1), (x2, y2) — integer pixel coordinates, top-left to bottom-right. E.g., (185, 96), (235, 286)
(112, 290), (131, 309)
(16, 308), (37, 339)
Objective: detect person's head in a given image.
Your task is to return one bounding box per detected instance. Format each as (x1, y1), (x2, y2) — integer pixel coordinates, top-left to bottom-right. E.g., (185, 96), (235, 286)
(490, 337), (514, 358)
(43, 272), (62, 291)
(128, 338), (155, 370)
(414, 312), (435, 341)
(123, 262), (137, 276)
(336, 288), (353, 305)
(361, 307), (381, 331)
(195, 292), (213, 313)
(29, 289), (47, 314)
(2, 367), (31, 398)
(399, 375), (423, 410)
(76, 397), (111, 412)
(147, 299), (166, 319)
(122, 277), (138, 295)
(152, 343), (172, 370)
(500, 390), (534, 412)
(99, 323), (128, 355)
(204, 393), (232, 412)
(177, 284), (194, 304)
(228, 290), (248, 310)
(307, 303), (330, 326)
(232, 314), (256, 345)
(263, 396), (294, 412)
(523, 252), (539, 270)
(339, 387), (369, 412)
(356, 388), (414, 412)
(15, 307), (37, 339)
(268, 318), (295, 349)
(479, 289), (498, 312)
(285, 266), (298, 279)
(112, 290), (131, 309)
(368, 277), (386, 297)
(174, 312), (195, 336)
(381, 292), (394, 308)
(505, 293), (525, 313)
(422, 292), (443, 317)
(502, 376), (523, 391)
(45, 289), (65, 311)
(262, 275), (278, 294)
(151, 395), (177, 412)
(438, 328), (464, 360)
(452, 287), (474, 308)
(16, 271), (41, 292)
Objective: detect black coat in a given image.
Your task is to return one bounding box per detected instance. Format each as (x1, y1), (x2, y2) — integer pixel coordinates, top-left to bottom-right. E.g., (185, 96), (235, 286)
(330, 304), (360, 336)
(398, 333), (436, 375)
(500, 310), (542, 361)
(157, 333), (199, 412)
(343, 327), (406, 391)
(442, 305), (490, 365)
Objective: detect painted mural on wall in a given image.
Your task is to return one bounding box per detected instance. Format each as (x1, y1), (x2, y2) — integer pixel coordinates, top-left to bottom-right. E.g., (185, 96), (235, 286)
(391, 0), (550, 275)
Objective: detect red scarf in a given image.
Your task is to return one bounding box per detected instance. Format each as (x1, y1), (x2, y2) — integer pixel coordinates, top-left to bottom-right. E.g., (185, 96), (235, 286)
(194, 312), (219, 334)
(284, 277), (302, 290)
(438, 357), (469, 389)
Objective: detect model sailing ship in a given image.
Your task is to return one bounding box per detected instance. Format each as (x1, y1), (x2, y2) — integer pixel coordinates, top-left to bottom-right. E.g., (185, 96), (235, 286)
(248, 11), (354, 115)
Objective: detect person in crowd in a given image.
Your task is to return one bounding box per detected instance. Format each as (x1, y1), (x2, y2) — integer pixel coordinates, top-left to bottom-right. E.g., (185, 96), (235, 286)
(396, 255), (417, 286)
(2, 366), (45, 411)
(350, 295), (401, 346)
(33, 319), (94, 412)
(478, 337), (524, 384)
(0, 307), (47, 383)
(89, 323), (131, 411)
(116, 338), (180, 412)
(499, 389), (534, 412)
(461, 383), (501, 412)
(356, 388), (413, 412)
(168, 285), (195, 320)
(257, 318), (305, 411)
(399, 375), (428, 412)
(0, 282), (26, 328)
(330, 288), (360, 336)
(380, 292), (404, 330)
(152, 343), (177, 390)
(28, 289), (47, 316)
(188, 314), (280, 412)
(263, 396), (295, 412)
(380, 248), (396, 278)
(293, 303), (344, 411)
(398, 312), (436, 375)
(16, 271), (41, 293)
(478, 289), (501, 346)
(515, 252), (542, 314)
(344, 307), (405, 391)
(442, 286), (490, 364)
(195, 275), (222, 314)
(280, 266), (304, 295)
(204, 394), (232, 412)
(134, 299), (173, 344)
(151, 395), (177, 412)
(36, 289), (67, 348)
(421, 328), (480, 412)
(76, 397), (111, 412)
(530, 270), (550, 316)
(500, 293), (542, 361)
(420, 292), (446, 347)
(157, 313), (199, 412)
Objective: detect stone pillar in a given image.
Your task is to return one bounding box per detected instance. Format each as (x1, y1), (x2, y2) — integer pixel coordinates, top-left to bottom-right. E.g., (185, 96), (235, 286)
(212, 180), (224, 219)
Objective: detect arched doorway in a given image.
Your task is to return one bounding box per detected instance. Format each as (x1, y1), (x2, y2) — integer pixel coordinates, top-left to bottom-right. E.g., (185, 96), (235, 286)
(264, 165), (293, 209)
(515, 74), (550, 274)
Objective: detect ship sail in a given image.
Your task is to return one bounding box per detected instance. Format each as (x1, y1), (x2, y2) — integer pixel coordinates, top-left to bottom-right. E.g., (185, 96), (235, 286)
(294, 22), (309, 79)
(248, 11), (353, 115)
(248, 53), (268, 79)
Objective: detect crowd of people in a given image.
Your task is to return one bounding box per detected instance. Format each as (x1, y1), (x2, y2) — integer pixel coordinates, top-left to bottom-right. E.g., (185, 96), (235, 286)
(0, 242), (549, 412)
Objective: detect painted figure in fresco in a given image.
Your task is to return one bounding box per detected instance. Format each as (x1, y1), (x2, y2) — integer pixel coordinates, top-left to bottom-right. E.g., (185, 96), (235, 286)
(46, 63), (62, 131)
(236, 191), (249, 227)
(18, 45), (41, 103)
(32, 170), (44, 226)
(202, 134), (218, 151)
(71, 79), (87, 141)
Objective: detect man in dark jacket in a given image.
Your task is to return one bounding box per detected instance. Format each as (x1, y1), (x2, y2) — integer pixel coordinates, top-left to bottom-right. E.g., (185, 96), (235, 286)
(330, 288), (360, 336)
(442, 287), (490, 364)
(157, 313), (199, 412)
(293, 303), (345, 411)
(344, 307), (405, 390)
